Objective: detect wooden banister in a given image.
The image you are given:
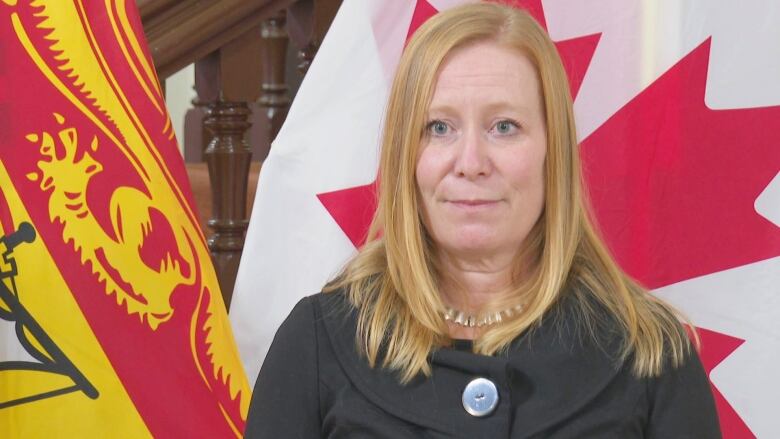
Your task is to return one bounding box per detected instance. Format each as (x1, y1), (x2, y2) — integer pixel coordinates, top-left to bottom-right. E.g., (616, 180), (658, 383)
(140, 0), (297, 79)
(136, 0), (179, 20)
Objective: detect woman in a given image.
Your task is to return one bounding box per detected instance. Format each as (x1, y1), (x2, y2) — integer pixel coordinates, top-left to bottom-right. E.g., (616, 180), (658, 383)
(245, 3), (720, 438)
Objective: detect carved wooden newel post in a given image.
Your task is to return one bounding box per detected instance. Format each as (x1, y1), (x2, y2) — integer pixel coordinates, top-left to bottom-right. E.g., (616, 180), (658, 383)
(195, 29), (264, 308)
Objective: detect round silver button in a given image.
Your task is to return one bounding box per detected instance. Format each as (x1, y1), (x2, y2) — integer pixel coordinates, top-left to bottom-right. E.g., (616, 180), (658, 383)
(462, 377), (499, 417)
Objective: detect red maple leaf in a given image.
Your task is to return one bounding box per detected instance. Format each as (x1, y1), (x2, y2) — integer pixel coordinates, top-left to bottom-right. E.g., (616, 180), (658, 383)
(405, 0), (438, 42)
(318, 0), (599, 247)
(696, 328), (752, 438)
(317, 182), (378, 247)
(580, 37), (779, 437)
(580, 39), (780, 290)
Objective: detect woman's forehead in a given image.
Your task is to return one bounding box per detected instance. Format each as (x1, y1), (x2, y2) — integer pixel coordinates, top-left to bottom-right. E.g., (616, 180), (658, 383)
(437, 42), (534, 81)
(428, 42), (542, 114)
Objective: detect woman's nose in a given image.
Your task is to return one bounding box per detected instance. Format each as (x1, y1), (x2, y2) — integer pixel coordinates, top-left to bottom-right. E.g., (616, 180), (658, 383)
(453, 129), (491, 179)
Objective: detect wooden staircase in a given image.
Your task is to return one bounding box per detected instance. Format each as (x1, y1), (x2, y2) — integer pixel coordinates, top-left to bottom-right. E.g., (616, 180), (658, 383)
(139, 0), (341, 307)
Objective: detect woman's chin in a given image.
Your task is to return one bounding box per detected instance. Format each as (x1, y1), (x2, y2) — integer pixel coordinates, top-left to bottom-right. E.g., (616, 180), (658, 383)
(440, 236), (505, 259)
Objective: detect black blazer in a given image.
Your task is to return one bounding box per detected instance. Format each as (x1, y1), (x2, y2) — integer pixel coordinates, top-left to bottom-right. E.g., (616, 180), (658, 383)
(245, 290), (721, 438)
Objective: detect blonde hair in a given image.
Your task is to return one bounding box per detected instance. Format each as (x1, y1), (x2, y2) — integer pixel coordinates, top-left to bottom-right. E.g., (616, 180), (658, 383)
(324, 2), (692, 383)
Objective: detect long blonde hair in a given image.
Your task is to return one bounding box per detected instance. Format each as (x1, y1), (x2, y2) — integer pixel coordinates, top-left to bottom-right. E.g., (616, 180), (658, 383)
(325, 2), (692, 383)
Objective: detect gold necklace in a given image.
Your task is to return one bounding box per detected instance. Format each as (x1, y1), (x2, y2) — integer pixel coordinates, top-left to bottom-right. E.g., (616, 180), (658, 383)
(443, 304), (524, 328)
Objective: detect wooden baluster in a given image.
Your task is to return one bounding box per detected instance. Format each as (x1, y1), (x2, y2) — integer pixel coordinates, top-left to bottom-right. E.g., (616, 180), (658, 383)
(259, 10), (291, 143)
(203, 101), (252, 309)
(194, 28), (264, 308)
(287, 0), (342, 74)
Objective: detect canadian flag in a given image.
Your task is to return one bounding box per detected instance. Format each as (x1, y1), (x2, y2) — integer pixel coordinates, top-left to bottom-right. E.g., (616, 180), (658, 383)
(230, 1), (780, 437)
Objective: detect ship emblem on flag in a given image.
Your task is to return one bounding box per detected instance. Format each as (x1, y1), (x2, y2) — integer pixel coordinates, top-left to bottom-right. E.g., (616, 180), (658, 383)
(1, 222), (99, 409)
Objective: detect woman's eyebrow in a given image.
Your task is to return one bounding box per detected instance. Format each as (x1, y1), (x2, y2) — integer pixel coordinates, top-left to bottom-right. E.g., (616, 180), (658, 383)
(427, 101), (533, 117)
(425, 103), (459, 117)
(481, 101), (533, 115)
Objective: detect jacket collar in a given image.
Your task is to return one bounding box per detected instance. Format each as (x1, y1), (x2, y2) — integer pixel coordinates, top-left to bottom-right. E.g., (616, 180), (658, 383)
(314, 291), (626, 437)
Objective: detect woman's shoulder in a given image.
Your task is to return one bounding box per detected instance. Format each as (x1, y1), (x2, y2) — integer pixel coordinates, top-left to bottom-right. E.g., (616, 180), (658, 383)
(279, 286), (355, 321)
(554, 284), (711, 402)
(257, 289), (358, 390)
(247, 291), (347, 437)
(272, 288), (359, 347)
(264, 294), (320, 357)
(541, 287), (627, 352)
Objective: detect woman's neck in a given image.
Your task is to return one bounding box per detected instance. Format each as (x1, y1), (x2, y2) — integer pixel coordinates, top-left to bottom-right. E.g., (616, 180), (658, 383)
(439, 268), (511, 312)
(437, 250), (514, 308)
(435, 250), (523, 340)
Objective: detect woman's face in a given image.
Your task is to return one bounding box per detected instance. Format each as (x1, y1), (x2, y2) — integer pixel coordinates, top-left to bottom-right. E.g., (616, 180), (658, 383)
(416, 41), (547, 264)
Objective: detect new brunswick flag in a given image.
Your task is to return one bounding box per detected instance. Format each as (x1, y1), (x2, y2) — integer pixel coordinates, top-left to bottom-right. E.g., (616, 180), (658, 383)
(0, 1), (250, 437)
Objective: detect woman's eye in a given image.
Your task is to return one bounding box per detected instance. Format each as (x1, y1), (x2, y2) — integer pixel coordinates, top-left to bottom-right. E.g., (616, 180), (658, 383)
(427, 120), (449, 136)
(493, 119), (519, 135)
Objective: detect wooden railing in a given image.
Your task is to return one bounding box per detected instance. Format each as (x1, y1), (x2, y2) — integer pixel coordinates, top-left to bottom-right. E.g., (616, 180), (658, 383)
(139, 0), (341, 308)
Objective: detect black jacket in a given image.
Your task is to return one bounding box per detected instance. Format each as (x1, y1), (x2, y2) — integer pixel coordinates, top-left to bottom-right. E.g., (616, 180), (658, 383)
(245, 291), (721, 438)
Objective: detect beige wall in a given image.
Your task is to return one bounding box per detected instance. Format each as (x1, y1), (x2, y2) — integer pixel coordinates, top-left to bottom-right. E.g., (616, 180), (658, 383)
(164, 64), (196, 156)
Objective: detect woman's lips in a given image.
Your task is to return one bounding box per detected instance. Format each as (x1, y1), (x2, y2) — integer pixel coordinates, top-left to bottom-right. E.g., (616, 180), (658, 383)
(446, 199), (501, 209)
